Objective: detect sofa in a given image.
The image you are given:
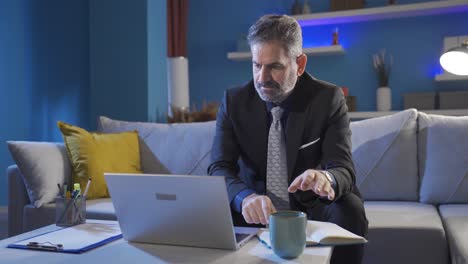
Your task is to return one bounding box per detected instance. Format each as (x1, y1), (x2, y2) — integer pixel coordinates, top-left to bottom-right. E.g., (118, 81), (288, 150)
(6, 109), (468, 264)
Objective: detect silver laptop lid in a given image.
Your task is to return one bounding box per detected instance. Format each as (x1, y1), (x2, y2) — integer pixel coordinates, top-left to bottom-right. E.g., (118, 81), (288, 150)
(105, 173), (247, 250)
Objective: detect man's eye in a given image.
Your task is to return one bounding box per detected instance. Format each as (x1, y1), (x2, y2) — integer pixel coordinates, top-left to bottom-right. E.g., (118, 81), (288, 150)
(271, 64), (283, 69)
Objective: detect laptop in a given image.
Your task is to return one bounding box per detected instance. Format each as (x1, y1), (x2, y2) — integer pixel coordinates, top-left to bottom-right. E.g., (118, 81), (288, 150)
(104, 173), (259, 250)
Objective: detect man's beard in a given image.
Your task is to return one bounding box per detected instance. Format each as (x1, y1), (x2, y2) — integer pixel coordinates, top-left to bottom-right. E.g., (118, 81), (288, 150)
(254, 77), (296, 103)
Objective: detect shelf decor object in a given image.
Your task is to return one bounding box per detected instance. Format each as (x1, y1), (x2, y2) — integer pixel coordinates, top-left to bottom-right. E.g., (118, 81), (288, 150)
(330, 0), (365, 11)
(293, 0), (468, 26)
(227, 45), (344, 61)
(167, 0), (189, 117)
(167, 57), (189, 113)
(373, 50), (392, 111)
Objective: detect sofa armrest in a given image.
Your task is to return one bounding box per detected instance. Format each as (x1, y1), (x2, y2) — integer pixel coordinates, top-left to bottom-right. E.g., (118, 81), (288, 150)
(7, 165), (30, 237)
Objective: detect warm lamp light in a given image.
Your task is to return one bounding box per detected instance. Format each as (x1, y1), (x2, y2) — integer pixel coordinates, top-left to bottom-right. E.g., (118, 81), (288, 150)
(440, 40), (468, 76)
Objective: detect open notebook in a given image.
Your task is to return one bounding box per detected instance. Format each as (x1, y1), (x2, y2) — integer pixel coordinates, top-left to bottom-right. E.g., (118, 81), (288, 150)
(258, 220), (367, 247)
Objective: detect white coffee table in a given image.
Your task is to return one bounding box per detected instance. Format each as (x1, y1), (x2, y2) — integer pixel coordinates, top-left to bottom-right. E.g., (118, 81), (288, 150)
(0, 223), (332, 264)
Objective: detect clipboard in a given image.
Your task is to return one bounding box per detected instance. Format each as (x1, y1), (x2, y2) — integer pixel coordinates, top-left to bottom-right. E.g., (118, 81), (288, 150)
(7, 220), (123, 254)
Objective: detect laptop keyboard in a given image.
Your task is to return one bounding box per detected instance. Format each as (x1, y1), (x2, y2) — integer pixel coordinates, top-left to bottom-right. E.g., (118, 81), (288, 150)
(235, 233), (250, 242)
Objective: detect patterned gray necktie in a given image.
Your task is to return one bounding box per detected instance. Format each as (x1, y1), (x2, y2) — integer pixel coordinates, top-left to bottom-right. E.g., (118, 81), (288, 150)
(266, 106), (290, 211)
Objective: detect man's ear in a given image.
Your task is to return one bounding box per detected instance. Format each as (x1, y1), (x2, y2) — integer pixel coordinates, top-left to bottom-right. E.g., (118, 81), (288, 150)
(296, 54), (307, 76)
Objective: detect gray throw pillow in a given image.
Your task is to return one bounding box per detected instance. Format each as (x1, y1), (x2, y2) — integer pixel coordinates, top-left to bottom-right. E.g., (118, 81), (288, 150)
(350, 109), (419, 201)
(98, 116), (216, 176)
(418, 113), (468, 204)
(7, 141), (72, 207)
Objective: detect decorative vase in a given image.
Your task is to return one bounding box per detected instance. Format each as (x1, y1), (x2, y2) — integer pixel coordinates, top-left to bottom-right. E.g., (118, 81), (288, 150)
(167, 57), (190, 117)
(302, 0), (311, 14)
(376, 86), (391, 111)
(291, 0), (302, 15)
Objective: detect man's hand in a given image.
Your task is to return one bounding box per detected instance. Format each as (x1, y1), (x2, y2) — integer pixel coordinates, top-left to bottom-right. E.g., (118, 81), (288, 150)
(288, 169), (335, 200)
(241, 193), (276, 225)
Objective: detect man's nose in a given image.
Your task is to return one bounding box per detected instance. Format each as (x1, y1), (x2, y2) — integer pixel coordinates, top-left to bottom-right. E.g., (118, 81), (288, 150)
(258, 66), (270, 83)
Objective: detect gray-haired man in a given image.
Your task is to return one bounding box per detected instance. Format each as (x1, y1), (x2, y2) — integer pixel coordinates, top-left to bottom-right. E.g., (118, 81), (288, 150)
(208, 14), (368, 264)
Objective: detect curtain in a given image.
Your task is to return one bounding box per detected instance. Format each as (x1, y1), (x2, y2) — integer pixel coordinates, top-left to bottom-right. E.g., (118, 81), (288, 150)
(167, 0), (188, 57)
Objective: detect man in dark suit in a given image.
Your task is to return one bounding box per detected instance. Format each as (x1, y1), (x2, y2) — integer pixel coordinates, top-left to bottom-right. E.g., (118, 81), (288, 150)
(208, 14), (368, 264)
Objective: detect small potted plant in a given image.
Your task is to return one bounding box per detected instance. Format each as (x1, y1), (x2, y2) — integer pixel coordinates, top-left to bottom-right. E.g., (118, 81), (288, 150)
(373, 50), (393, 111)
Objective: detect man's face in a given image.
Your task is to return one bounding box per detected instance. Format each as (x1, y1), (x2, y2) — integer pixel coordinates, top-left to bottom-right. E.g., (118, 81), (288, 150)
(252, 41), (299, 103)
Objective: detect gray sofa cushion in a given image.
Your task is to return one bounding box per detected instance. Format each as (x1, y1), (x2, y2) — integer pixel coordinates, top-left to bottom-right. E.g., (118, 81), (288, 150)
(350, 109), (418, 201)
(7, 141), (72, 208)
(439, 204), (468, 264)
(86, 198), (116, 220)
(99, 116), (216, 176)
(418, 113), (468, 204)
(363, 201), (449, 264)
(23, 204), (56, 233)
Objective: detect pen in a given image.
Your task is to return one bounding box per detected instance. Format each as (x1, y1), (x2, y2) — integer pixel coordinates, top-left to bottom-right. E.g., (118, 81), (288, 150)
(83, 178), (92, 198)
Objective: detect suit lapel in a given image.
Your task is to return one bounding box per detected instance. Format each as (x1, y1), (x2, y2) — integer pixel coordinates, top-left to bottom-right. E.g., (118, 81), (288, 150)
(286, 111), (306, 181)
(245, 88), (268, 176)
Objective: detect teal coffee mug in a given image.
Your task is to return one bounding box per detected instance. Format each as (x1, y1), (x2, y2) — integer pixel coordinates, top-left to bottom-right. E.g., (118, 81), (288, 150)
(269, 211), (307, 259)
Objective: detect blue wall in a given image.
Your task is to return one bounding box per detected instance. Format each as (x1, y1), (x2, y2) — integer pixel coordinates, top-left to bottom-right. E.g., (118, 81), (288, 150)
(0, 0), (167, 206)
(89, 0), (167, 125)
(89, 0), (149, 128)
(26, 0), (90, 140)
(0, 0), (30, 206)
(148, 0), (168, 122)
(0, 0), (90, 206)
(188, 0), (468, 111)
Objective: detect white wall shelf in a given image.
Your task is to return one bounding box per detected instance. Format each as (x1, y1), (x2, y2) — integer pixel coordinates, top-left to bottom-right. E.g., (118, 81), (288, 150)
(293, 0), (468, 26)
(435, 73), (468, 81)
(349, 109), (468, 119)
(227, 45), (344, 61)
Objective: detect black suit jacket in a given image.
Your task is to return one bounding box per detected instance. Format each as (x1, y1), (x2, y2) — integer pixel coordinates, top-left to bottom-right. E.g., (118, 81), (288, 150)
(208, 73), (360, 213)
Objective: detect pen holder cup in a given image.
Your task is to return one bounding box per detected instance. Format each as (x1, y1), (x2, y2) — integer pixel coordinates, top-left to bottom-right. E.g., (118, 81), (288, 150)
(55, 196), (86, 227)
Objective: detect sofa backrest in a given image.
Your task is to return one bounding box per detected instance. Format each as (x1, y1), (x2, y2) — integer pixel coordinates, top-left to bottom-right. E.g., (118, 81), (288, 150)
(350, 109), (419, 201)
(99, 109), (468, 204)
(418, 112), (468, 204)
(99, 116), (216, 176)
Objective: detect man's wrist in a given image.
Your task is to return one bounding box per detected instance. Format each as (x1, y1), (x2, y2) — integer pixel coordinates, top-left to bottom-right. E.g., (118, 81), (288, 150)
(232, 189), (256, 213)
(320, 170), (335, 187)
(242, 193), (258, 208)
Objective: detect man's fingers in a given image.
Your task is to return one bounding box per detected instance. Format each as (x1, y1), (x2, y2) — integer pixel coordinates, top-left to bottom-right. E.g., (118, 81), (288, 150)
(271, 203), (277, 214)
(300, 172), (316, 191)
(252, 209), (263, 224)
(243, 210), (253, 224)
(243, 196), (277, 225)
(300, 177), (311, 191)
(261, 200), (272, 224)
(289, 171), (316, 192)
(328, 188), (335, 200)
(321, 183), (332, 197)
(288, 177), (302, 192)
(314, 177), (325, 194)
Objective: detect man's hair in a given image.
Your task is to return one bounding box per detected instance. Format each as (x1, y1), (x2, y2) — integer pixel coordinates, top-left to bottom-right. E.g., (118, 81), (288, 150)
(247, 14), (303, 58)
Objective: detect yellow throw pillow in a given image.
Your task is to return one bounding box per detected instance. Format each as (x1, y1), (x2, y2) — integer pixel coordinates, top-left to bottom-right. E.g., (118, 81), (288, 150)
(57, 121), (142, 199)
